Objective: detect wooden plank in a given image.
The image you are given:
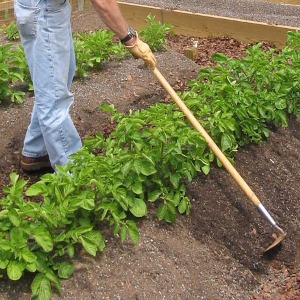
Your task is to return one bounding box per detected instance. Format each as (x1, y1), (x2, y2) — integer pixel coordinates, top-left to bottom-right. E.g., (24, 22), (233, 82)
(69, 0), (92, 12)
(118, 2), (299, 48)
(0, 1), (13, 24)
(0, 1), (13, 11)
(77, 0), (85, 11)
(266, 0), (300, 5)
(118, 2), (162, 29)
(162, 10), (298, 48)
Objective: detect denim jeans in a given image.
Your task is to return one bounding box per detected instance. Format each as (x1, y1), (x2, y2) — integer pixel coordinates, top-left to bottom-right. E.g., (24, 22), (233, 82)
(14, 0), (82, 170)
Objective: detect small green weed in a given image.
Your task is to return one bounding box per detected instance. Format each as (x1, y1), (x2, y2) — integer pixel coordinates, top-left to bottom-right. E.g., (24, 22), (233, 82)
(73, 30), (127, 78)
(139, 14), (173, 51)
(0, 21), (20, 41)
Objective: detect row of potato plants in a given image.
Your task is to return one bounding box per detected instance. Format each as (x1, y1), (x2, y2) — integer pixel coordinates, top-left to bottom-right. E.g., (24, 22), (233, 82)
(0, 14), (171, 104)
(0, 31), (299, 299)
(0, 29), (129, 104)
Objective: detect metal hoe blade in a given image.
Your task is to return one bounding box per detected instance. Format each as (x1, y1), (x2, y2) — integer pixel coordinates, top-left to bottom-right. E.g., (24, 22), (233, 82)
(264, 225), (287, 253)
(258, 203), (287, 252)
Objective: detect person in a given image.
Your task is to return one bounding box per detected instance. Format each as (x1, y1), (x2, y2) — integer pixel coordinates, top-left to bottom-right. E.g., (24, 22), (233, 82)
(14, 0), (156, 172)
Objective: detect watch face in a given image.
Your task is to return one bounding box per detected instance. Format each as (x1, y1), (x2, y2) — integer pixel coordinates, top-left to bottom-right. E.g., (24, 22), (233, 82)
(128, 27), (136, 37)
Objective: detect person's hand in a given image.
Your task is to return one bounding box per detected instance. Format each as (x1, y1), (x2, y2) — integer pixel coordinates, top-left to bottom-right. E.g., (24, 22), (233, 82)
(125, 34), (156, 70)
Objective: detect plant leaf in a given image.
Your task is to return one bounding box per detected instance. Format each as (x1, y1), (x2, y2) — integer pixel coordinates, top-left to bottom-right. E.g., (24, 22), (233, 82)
(147, 190), (161, 202)
(84, 230), (105, 252)
(32, 227), (53, 252)
(120, 225), (127, 242)
(8, 208), (20, 227)
(79, 236), (97, 257)
(57, 262), (74, 279)
(0, 259), (9, 269)
(31, 273), (52, 300)
(80, 198), (95, 210)
(178, 198), (188, 214)
(157, 203), (167, 221)
(25, 181), (47, 196)
(21, 248), (37, 263)
(129, 198), (147, 217)
(67, 244), (75, 258)
(126, 220), (139, 244)
(132, 181), (143, 194)
(45, 269), (62, 292)
(7, 260), (25, 280)
(201, 165), (210, 175)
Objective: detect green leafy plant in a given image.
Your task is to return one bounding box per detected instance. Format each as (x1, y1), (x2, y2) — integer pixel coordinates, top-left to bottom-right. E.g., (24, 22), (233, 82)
(73, 13), (174, 79)
(0, 101), (206, 298)
(0, 13), (173, 100)
(0, 44), (27, 103)
(0, 28), (127, 101)
(73, 29), (127, 78)
(0, 21), (20, 41)
(0, 171), (106, 299)
(181, 31), (300, 150)
(139, 14), (173, 51)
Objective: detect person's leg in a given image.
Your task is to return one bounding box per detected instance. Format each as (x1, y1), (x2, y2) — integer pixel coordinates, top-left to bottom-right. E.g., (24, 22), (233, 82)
(15, 0), (81, 171)
(14, 0), (47, 161)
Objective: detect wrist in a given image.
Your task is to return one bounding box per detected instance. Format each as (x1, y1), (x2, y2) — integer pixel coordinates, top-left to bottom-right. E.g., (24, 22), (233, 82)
(120, 27), (137, 45)
(124, 35), (137, 46)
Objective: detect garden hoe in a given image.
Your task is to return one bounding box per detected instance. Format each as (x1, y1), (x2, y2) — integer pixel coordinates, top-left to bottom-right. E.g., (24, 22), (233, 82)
(148, 65), (286, 253)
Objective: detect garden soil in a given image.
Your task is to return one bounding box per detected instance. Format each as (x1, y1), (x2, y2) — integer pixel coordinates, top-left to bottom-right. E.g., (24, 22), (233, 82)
(0, 9), (299, 300)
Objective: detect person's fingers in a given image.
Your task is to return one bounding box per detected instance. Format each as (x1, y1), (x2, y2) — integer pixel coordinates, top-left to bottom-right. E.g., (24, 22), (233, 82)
(126, 38), (156, 68)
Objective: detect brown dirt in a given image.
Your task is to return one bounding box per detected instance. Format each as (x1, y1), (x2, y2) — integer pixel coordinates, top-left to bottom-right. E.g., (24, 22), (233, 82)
(0, 9), (299, 300)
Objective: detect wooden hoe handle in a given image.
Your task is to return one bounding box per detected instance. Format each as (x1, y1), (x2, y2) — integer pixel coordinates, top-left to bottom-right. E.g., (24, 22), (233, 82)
(151, 67), (262, 207)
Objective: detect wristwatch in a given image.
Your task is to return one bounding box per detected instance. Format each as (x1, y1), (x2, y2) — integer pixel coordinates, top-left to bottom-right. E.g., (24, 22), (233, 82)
(120, 27), (137, 44)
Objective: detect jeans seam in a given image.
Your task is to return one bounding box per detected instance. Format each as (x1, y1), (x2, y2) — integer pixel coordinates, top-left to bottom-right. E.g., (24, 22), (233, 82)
(45, 15), (68, 155)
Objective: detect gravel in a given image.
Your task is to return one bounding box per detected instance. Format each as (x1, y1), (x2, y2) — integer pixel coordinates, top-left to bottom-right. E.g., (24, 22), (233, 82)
(121, 0), (300, 28)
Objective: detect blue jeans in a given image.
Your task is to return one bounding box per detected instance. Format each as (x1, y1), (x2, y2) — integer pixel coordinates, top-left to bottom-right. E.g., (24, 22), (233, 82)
(14, 0), (82, 170)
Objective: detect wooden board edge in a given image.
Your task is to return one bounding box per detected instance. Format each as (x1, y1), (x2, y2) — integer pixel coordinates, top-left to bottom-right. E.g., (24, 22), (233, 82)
(117, 1), (299, 48)
(266, 0), (300, 5)
(0, 1), (13, 11)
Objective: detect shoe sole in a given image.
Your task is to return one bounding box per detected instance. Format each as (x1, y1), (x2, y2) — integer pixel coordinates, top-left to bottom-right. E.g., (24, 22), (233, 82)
(21, 161), (52, 172)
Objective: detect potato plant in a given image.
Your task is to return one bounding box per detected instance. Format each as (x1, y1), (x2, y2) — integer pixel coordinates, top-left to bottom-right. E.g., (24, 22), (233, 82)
(73, 29), (127, 78)
(0, 44), (27, 103)
(139, 13), (173, 51)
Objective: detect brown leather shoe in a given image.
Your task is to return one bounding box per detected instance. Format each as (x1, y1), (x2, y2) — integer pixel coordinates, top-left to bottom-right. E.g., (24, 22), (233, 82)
(21, 155), (52, 172)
